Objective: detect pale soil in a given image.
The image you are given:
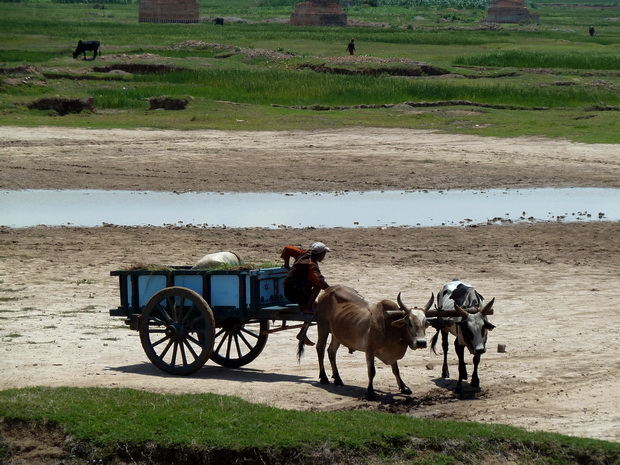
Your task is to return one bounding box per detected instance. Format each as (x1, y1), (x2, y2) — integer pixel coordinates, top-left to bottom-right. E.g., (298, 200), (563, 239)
(0, 127), (619, 445)
(1, 126), (618, 192)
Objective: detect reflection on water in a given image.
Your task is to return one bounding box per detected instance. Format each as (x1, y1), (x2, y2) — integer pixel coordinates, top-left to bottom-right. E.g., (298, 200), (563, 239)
(1, 188), (618, 228)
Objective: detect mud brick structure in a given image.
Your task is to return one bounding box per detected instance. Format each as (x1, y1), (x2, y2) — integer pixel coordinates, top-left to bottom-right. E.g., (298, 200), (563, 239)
(290, 0), (347, 27)
(483, 0), (539, 23)
(139, 0), (199, 23)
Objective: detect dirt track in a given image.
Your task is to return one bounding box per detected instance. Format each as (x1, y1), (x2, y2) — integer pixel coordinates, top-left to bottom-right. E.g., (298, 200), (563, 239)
(0, 127), (619, 443)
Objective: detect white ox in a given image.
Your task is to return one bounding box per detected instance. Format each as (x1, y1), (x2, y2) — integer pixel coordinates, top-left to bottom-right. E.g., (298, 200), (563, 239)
(302, 284), (434, 399)
(430, 279), (495, 393)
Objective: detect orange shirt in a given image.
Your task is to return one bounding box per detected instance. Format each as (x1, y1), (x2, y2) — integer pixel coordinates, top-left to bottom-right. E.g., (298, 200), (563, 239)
(281, 246), (329, 290)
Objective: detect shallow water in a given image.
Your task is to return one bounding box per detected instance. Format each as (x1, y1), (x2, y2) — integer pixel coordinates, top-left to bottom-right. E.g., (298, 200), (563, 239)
(1, 188), (618, 228)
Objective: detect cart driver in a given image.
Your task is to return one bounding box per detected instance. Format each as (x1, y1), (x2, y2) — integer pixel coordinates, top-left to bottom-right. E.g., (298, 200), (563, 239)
(281, 242), (331, 346)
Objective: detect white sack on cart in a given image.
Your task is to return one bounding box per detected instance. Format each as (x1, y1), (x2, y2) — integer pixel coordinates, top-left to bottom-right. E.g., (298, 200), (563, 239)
(192, 251), (242, 269)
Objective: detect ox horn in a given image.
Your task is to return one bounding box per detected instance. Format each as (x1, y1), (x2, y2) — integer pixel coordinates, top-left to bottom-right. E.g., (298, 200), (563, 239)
(396, 292), (412, 316)
(481, 297), (495, 316)
(454, 304), (470, 319)
(422, 293), (434, 314)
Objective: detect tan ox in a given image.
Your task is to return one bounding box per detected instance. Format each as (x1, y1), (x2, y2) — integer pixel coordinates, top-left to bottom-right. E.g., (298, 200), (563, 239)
(307, 284), (434, 399)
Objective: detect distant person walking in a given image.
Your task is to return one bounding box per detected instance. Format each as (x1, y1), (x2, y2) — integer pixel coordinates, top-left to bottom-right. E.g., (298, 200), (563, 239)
(589, 25), (595, 36)
(346, 38), (355, 55)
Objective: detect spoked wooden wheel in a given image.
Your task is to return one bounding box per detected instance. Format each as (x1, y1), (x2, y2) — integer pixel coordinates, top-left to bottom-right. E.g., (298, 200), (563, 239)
(210, 319), (269, 368)
(140, 287), (215, 375)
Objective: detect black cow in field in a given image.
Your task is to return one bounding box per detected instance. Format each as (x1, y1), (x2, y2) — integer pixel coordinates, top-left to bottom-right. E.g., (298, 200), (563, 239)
(73, 40), (100, 60)
(589, 26), (596, 36)
(214, 17), (224, 25)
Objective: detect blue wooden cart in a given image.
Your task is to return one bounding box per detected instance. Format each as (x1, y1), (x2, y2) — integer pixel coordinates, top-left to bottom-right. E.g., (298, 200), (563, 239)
(110, 266), (313, 375)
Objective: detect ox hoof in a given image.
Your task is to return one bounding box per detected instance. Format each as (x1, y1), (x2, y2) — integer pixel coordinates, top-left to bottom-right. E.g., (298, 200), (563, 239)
(319, 377), (330, 385)
(400, 386), (412, 395)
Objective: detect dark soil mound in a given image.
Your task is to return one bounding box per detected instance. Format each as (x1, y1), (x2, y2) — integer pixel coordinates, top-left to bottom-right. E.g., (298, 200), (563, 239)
(27, 97), (94, 115)
(148, 96), (189, 110)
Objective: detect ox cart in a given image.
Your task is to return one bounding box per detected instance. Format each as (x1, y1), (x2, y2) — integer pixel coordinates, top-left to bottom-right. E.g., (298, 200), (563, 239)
(110, 266), (314, 375)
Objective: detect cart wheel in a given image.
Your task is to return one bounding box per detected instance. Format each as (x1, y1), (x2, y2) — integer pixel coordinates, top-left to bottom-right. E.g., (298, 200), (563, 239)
(140, 287), (215, 375)
(210, 319), (269, 368)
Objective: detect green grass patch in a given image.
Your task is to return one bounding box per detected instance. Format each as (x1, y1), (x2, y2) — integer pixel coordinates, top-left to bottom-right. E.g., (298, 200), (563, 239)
(116, 67), (616, 108)
(0, 387), (618, 464)
(455, 50), (620, 70)
(0, 49), (67, 63)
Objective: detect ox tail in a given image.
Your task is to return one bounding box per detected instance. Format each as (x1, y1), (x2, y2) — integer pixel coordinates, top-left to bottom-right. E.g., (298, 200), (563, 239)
(430, 328), (440, 355)
(296, 323), (309, 362)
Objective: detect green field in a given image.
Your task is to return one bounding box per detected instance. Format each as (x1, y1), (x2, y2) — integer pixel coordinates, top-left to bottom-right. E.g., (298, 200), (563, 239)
(0, 0), (618, 142)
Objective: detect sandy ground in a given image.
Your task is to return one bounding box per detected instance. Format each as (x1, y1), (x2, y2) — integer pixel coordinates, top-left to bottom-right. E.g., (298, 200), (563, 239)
(0, 127), (619, 444)
(1, 126), (619, 192)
